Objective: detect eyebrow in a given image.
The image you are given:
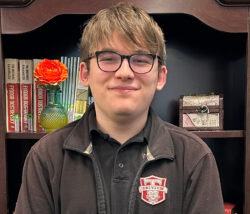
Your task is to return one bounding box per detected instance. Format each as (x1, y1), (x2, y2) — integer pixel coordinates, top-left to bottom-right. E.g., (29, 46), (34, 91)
(99, 48), (151, 54)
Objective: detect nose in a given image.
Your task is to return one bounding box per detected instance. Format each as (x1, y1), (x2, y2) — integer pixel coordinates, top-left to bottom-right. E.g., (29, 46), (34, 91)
(114, 58), (135, 80)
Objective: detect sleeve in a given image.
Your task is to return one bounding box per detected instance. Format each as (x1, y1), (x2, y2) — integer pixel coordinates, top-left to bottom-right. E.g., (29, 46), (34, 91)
(14, 147), (54, 214)
(183, 153), (225, 214)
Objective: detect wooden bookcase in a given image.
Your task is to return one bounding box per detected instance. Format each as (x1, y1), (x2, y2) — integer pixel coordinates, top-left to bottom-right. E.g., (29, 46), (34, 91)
(0, 0), (249, 213)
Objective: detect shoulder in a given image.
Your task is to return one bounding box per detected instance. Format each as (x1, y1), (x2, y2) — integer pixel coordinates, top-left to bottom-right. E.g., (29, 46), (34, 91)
(165, 121), (210, 152)
(30, 104), (95, 161)
(164, 122), (211, 155)
(31, 120), (79, 160)
(163, 121), (214, 169)
(151, 112), (213, 167)
(150, 109), (211, 155)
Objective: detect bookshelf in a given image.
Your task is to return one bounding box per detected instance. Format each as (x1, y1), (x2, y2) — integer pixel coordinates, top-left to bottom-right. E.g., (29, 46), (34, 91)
(0, 0), (249, 213)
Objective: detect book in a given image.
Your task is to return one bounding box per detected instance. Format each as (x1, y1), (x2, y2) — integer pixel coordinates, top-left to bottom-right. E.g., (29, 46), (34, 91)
(73, 59), (89, 121)
(33, 59), (47, 132)
(61, 56), (68, 109)
(59, 56), (91, 121)
(224, 202), (237, 214)
(63, 57), (71, 111)
(66, 57), (74, 122)
(71, 57), (78, 107)
(60, 56), (81, 122)
(20, 59), (33, 132)
(68, 57), (80, 122)
(68, 57), (78, 121)
(5, 58), (20, 132)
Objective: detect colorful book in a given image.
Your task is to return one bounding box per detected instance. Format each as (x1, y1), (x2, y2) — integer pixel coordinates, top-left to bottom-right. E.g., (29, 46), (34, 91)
(61, 56), (68, 109)
(68, 57), (80, 122)
(5, 58), (20, 132)
(33, 59), (47, 132)
(20, 59), (33, 132)
(224, 202), (237, 214)
(60, 56), (66, 106)
(66, 57), (74, 122)
(73, 59), (89, 121)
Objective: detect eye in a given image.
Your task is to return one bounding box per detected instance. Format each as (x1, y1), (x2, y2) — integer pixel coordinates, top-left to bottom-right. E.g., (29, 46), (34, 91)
(131, 54), (153, 65)
(98, 52), (120, 63)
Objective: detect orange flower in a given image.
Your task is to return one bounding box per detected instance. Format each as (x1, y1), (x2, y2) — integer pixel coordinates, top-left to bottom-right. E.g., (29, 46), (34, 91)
(34, 59), (68, 86)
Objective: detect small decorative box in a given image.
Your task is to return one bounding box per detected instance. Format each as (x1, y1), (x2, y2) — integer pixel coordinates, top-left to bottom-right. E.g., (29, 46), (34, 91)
(179, 94), (223, 130)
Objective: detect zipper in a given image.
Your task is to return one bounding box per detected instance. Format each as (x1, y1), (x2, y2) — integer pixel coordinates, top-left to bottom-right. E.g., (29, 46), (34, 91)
(65, 142), (109, 214)
(88, 153), (108, 214)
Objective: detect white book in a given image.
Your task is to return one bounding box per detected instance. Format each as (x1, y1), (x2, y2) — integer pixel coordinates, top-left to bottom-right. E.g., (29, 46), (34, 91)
(19, 59), (33, 132)
(5, 58), (20, 132)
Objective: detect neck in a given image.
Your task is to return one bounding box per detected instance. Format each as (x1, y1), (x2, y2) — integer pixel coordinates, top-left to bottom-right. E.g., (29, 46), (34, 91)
(95, 108), (149, 144)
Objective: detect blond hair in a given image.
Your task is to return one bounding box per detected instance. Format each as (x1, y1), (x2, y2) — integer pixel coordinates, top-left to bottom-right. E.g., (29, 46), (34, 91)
(79, 2), (166, 66)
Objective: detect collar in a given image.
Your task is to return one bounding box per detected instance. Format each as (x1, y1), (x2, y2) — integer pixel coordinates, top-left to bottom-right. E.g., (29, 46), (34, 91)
(63, 104), (175, 160)
(147, 108), (175, 160)
(88, 108), (151, 145)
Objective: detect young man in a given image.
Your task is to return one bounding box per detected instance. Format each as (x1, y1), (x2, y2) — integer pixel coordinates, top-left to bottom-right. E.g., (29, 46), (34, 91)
(15, 2), (224, 214)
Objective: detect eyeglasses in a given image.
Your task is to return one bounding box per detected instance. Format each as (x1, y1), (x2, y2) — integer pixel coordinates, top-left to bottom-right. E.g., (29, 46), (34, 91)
(87, 51), (161, 74)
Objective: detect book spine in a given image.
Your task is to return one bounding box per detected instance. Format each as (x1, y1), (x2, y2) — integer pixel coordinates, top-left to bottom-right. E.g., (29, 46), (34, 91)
(5, 58), (20, 132)
(224, 202), (237, 214)
(33, 59), (47, 132)
(73, 57), (89, 120)
(67, 57), (78, 122)
(61, 56), (68, 109)
(72, 57), (80, 121)
(20, 59), (33, 132)
(60, 56), (65, 105)
(65, 57), (72, 111)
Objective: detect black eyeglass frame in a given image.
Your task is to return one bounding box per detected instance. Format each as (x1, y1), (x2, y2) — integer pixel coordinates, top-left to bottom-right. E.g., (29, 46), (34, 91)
(87, 51), (161, 74)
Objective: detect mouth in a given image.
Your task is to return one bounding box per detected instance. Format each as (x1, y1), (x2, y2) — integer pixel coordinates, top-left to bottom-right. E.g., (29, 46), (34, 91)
(109, 86), (138, 93)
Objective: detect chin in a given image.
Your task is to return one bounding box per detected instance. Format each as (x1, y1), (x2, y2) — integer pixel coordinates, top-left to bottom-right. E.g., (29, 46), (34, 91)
(114, 108), (134, 115)
(112, 105), (137, 116)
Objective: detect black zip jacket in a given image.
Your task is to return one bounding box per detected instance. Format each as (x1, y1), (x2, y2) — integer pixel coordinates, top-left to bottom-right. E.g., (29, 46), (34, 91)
(15, 105), (224, 214)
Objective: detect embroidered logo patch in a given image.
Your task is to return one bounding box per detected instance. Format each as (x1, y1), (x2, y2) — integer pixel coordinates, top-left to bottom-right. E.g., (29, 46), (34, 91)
(138, 175), (168, 205)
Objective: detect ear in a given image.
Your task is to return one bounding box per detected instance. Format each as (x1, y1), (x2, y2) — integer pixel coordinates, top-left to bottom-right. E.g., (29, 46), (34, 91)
(79, 62), (89, 87)
(156, 66), (167, 91)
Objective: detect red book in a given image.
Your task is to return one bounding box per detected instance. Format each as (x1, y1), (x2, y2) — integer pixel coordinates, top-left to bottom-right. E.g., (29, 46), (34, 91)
(20, 60), (33, 132)
(5, 58), (20, 132)
(224, 202), (237, 214)
(33, 59), (47, 132)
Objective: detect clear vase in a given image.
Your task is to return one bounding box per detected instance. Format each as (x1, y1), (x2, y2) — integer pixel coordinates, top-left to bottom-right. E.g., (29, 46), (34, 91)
(39, 89), (68, 133)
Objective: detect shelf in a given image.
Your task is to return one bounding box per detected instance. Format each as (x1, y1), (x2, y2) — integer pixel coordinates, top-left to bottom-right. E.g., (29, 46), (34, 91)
(192, 130), (244, 138)
(6, 130), (244, 140)
(6, 132), (47, 140)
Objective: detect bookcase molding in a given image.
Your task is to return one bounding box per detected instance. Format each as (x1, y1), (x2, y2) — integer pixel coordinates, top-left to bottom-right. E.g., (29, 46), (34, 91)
(0, 0), (248, 34)
(0, 32), (7, 214)
(0, 0), (249, 213)
(0, 0), (34, 8)
(216, 0), (250, 6)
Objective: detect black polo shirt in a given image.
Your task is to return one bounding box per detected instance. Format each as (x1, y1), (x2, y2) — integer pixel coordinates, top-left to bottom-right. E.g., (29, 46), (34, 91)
(89, 110), (151, 214)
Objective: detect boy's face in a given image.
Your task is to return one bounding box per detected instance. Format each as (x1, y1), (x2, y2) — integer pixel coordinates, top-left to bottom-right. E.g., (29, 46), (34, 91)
(80, 31), (167, 121)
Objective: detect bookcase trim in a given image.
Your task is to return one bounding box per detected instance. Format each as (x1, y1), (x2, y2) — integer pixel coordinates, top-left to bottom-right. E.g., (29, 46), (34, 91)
(0, 0), (248, 34)
(216, 0), (250, 6)
(0, 0), (34, 8)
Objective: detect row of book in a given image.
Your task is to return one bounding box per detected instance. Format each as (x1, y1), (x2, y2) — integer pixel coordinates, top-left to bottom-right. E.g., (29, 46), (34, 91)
(5, 57), (92, 133)
(60, 56), (93, 122)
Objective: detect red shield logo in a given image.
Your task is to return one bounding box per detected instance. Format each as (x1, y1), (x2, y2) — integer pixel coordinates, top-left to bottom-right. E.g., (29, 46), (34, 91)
(139, 175), (168, 205)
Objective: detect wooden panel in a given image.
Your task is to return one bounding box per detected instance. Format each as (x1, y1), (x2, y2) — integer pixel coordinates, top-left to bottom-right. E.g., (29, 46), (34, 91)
(0, 36), (8, 214)
(5, 131), (244, 139)
(6, 132), (46, 139)
(0, 0), (248, 34)
(192, 130), (244, 138)
(244, 11), (250, 214)
(217, 0), (250, 6)
(0, 0), (33, 7)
